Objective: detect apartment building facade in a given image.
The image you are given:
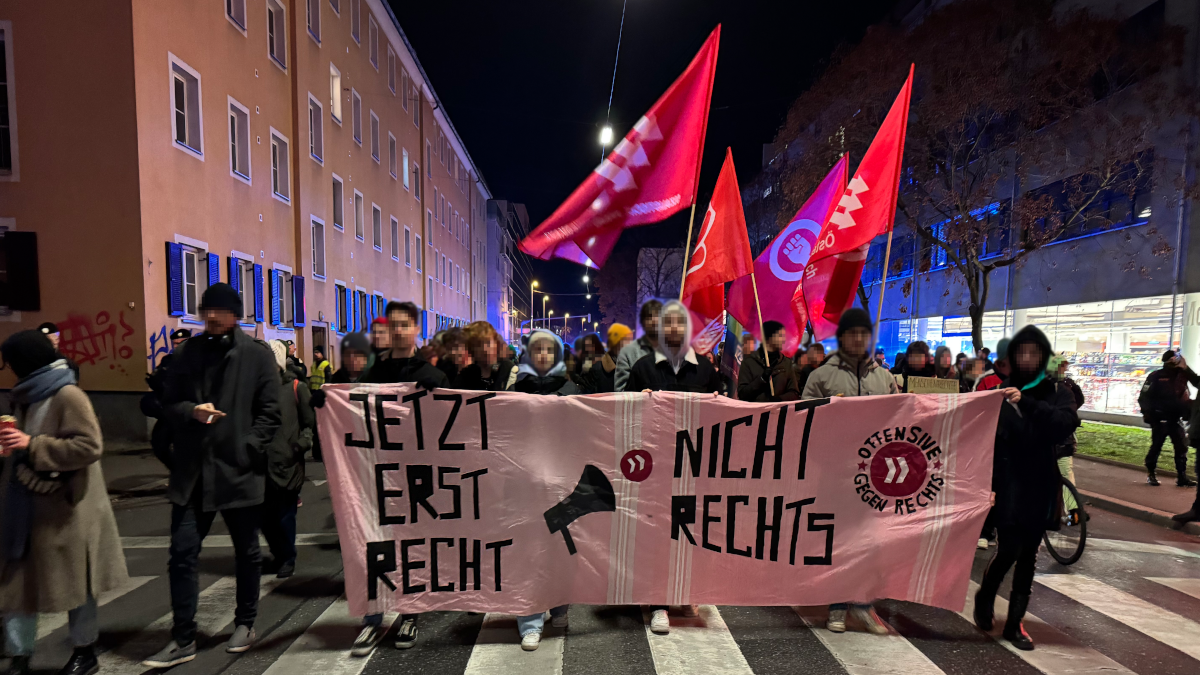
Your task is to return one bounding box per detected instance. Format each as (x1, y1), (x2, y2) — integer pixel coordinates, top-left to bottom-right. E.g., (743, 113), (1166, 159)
(0, 0), (491, 439)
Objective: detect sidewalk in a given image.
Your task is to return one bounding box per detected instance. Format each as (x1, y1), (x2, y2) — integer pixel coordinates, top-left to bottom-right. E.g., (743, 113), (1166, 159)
(1073, 455), (1200, 536)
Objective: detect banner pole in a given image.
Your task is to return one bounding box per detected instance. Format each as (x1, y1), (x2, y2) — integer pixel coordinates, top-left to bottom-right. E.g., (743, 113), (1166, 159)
(874, 229), (895, 350)
(678, 201), (699, 301)
(750, 271), (775, 397)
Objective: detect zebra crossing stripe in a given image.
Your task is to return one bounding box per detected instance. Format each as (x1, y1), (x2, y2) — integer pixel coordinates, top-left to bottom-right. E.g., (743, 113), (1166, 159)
(101, 575), (287, 675)
(792, 606), (946, 675)
(463, 612), (565, 674)
(1146, 577), (1200, 601)
(643, 606), (754, 675)
(262, 598), (396, 675)
(1086, 538), (1200, 559)
(36, 576), (156, 640)
(1037, 574), (1200, 662)
(960, 581), (1136, 674)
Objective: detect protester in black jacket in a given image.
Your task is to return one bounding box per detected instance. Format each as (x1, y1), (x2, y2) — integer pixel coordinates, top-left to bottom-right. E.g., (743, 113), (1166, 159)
(627, 301), (723, 395)
(894, 341), (936, 392)
(260, 341), (314, 581)
(973, 325), (1078, 652)
(737, 320), (800, 402)
(146, 284), (281, 667)
(1138, 350), (1198, 486)
(452, 321), (516, 392)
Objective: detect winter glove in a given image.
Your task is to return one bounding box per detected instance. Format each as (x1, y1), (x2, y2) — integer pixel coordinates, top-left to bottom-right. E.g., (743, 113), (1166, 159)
(310, 389), (327, 409)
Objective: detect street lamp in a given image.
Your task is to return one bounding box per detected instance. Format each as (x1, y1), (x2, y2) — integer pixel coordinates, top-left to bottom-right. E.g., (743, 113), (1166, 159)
(530, 281), (538, 336)
(599, 126), (613, 147)
(586, 293), (592, 300)
(582, 273), (590, 284)
(542, 295), (549, 329)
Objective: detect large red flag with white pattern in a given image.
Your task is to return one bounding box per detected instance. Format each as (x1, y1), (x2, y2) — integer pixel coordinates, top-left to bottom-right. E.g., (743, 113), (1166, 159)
(518, 27), (721, 268)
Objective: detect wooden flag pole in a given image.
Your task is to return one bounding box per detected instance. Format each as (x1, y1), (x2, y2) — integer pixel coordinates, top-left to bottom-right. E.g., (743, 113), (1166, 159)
(873, 229), (895, 349)
(750, 271), (775, 397)
(678, 201), (699, 301)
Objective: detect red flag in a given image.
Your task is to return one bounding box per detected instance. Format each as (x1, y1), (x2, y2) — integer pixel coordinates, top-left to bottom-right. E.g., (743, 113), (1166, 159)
(518, 27), (721, 268)
(681, 148), (753, 331)
(801, 66), (914, 340)
(728, 157), (847, 357)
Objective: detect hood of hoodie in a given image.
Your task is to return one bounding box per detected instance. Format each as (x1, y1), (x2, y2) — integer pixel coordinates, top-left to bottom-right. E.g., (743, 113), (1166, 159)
(654, 300), (694, 372)
(1007, 324), (1054, 389)
(934, 345), (955, 378)
(518, 329), (567, 381)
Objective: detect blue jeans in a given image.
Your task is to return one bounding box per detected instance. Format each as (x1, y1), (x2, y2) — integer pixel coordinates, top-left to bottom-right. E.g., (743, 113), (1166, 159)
(4, 596), (97, 656)
(169, 503), (262, 645)
(517, 605), (568, 637)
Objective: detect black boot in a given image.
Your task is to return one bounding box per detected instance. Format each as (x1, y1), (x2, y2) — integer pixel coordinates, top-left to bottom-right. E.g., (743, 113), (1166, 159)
(973, 557), (1002, 632)
(1147, 470), (1160, 486)
(1002, 593), (1035, 651)
(58, 645), (98, 675)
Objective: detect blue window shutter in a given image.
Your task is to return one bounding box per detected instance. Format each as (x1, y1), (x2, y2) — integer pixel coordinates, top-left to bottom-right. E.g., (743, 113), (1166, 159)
(208, 253), (221, 286)
(166, 242), (184, 317)
(346, 287), (353, 332)
(253, 264), (264, 322)
(269, 270), (281, 325)
(366, 296), (373, 325)
(293, 276), (306, 327)
(228, 257), (241, 294)
(352, 290), (359, 332)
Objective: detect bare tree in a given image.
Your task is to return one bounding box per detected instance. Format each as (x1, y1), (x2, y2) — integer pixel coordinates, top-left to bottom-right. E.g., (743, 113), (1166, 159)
(637, 247), (685, 302)
(775, 0), (1187, 348)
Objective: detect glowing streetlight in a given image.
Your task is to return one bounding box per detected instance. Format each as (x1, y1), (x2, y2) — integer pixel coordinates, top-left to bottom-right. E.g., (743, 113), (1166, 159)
(542, 295), (549, 329)
(586, 293), (592, 300)
(582, 273), (590, 284)
(594, 322), (599, 330)
(530, 281), (538, 334)
(599, 126), (613, 147)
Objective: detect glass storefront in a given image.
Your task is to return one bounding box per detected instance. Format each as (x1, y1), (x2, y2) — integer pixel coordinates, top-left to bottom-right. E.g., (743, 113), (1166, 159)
(876, 294), (1184, 416)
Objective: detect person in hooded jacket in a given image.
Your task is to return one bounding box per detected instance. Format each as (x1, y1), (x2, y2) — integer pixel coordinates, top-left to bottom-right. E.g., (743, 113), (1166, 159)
(894, 341), (936, 393)
(453, 321), (517, 392)
(325, 333), (371, 386)
(973, 326), (1077, 652)
(626, 300), (723, 395)
(573, 333), (604, 393)
(260, 341), (314, 581)
(800, 309), (896, 635)
(737, 321), (800, 402)
(590, 324), (632, 394)
(615, 300), (663, 392)
(0, 331), (128, 675)
(506, 330), (576, 650)
(933, 345), (957, 381)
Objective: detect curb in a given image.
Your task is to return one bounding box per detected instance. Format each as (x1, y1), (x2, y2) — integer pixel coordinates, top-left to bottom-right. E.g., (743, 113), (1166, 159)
(1078, 487), (1200, 537)
(1074, 453), (1195, 482)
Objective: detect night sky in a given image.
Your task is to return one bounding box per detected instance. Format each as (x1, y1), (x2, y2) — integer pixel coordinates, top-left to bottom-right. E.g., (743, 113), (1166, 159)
(388, 0), (899, 322)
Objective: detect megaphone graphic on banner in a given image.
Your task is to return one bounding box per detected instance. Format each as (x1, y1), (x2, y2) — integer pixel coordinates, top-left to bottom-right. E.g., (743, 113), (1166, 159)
(543, 465), (616, 555)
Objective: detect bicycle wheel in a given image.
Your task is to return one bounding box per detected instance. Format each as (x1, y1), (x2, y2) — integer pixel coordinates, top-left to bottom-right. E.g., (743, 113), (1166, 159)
(1043, 478), (1087, 565)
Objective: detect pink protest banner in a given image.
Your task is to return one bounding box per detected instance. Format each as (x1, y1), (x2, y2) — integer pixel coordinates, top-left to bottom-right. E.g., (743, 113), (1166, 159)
(317, 386), (1002, 618)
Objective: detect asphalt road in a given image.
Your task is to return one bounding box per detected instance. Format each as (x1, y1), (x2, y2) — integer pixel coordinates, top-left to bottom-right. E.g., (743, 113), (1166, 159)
(17, 451), (1200, 675)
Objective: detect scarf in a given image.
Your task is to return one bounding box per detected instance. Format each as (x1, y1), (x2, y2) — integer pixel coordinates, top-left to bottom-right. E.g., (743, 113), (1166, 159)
(1020, 371), (1046, 392)
(11, 359), (77, 405)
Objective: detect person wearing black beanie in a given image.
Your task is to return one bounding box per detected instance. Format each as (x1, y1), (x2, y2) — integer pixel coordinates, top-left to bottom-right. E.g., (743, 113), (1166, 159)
(737, 320), (799, 402)
(1, 330), (60, 380)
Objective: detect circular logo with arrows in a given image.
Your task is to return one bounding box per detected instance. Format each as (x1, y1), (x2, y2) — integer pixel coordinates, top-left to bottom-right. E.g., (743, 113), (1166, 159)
(621, 449), (653, 482)
(869, 442), (928, 498)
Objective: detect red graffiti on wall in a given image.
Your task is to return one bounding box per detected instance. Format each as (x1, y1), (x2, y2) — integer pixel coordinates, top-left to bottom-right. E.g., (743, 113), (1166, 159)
(56, 311), (136, 374)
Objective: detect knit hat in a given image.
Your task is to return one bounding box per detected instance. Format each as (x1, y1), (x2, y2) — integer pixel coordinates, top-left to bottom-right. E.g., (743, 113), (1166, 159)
(607, 323), (632, 349)
(340, 331), (371, 356)
(199, 282), (242, 314)
(1, 330), (59, 379)
(269, 340), (288, 371)
(1163, 349), (1178, 364)
(372, 316), (389, 327)
(36, 322), (58, 336)
(170, 328), (192, 341)
(762, 320), (785, 342)
(836, 308), (873, 338)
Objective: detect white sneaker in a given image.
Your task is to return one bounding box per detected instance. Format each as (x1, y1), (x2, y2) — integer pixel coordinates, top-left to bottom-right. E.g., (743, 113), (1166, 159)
(680, 604), (699, 618)
(650, 609), (670, 635)
(550, 614), (569, 630)
(851, 605), (889, 635)
(977, 538), (990, 550)
(827, 608), (847, 633)
(521, 632), (541, 651)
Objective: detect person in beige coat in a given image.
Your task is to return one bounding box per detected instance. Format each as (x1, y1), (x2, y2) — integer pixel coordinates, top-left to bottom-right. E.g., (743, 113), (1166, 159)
(0, 330), (128, 675)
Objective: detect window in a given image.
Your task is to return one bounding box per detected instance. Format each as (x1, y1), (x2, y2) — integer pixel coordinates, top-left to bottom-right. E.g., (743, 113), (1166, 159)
(439, 131), (446, 166)
(308, 95), (323, 163)
(228, 98), (250, 181)
(306, 0), (320, 42)
(312, 217), (326, 278)
(0, 25), (13, 178)
(269, 268), (294, 327)
(412, 163), (420, 198)
(400, 69), (410, 110)
(354, 190), (364, 240)
(402, 148), (410, 189)
(372, 204), (382, 251)
(389, 133), (397, 178)
(351, 89), (361, 145)
(332, 175), (344, 231)
(334, 283), (347, 332)
(411, 85), (419, 127)
(270, 131), (289, 200)
(426, 142), (432, 177)
(267, 0), (287, 69)
(388, 47), (396, 94)
(329, 63), (341, 122)
(441, 254), (446, 285)
(449, 260), (454, 289)
(182, 247), (202, 317)
(415, 234), (422, 271)
(391, 217), (399, 260)
(169, 56), (202, 156)
(368, 15), (378, 69)
(350, 0), (360, 43)
(226, 0), (246, 29)
(232, 258), (257, 321)
(404, 226), (411, 266)
(370, 111), (379, 162)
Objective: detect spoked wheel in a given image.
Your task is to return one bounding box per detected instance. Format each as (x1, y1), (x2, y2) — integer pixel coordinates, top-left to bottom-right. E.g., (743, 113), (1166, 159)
(1043, 478), (1087, 565)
